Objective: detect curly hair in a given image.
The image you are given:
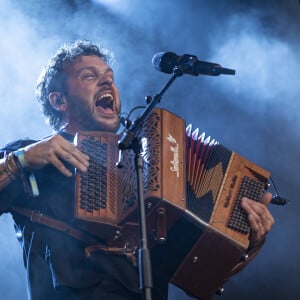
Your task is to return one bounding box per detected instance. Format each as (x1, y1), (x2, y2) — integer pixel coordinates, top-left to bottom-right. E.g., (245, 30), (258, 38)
(36, 40), (114, 130)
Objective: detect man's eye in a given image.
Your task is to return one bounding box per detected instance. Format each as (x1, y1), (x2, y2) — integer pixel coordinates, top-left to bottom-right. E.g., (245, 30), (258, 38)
(82, 74), (97, 80)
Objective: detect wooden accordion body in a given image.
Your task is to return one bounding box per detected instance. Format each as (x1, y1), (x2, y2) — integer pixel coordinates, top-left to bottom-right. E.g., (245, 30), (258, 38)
(74, 108), (270, 300)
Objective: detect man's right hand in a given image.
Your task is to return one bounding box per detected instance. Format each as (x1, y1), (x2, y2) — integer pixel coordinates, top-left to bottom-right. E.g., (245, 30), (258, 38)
(23, 134), (89, 177)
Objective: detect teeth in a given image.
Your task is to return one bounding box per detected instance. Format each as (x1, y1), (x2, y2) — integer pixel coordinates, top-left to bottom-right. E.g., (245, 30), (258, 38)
(96, 93), (114, 108)
(99, 93), (113, 100)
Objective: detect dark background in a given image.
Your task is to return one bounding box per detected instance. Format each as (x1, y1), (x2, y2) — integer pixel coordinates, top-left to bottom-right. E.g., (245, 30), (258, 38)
(0, 0), (299, 299)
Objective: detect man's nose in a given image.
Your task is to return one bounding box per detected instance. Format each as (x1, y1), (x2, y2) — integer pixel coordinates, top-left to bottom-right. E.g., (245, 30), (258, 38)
(98, 79), (113, 88)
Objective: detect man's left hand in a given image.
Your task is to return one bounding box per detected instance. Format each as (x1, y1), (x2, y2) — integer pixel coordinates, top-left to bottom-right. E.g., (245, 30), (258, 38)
(241, 192), (275, 247)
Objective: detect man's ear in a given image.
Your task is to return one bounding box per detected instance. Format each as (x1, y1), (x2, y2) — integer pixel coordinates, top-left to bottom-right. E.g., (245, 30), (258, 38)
(49, 92), (67, 111)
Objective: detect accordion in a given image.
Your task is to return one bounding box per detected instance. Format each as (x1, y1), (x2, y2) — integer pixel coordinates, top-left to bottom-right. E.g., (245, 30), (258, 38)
(74, 108), (269, 300)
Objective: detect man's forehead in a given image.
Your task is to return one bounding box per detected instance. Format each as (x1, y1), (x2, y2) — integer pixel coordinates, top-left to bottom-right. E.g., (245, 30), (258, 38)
(65, 55), (112, 73)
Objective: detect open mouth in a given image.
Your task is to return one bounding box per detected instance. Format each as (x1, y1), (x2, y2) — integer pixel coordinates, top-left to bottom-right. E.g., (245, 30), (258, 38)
(95, 93), (114, 114)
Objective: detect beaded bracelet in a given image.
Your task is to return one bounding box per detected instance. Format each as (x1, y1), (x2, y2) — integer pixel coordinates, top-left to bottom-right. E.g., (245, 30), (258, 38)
(4, 152), (20, 180)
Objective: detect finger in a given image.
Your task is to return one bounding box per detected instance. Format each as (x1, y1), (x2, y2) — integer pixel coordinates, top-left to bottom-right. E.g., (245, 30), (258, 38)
(244, 204), (262, 231)
(50, 155), (73, 177)
(61, 142), (90, 164)
(247, 213), (265, 242)
(248, 212), (268, 236)
(260, 192), (273, 206)
(58, 146), (89, 173)
(242, 198), (275, 229)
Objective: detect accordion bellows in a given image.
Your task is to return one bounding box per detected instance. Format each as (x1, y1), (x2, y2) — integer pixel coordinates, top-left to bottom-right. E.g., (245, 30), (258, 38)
(74, 108), (269, 300)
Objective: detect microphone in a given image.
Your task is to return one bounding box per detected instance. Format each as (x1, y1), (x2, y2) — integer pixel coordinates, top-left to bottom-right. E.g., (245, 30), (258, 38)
(271, 195), (289, 205)
(152, 51), (235, 76)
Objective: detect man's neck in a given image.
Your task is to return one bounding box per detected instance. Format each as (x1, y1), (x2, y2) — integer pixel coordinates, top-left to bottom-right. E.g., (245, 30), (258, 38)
(59, 124), (78, 136)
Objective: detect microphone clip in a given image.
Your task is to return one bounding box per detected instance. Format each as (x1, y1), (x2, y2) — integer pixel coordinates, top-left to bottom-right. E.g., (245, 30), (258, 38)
(119, 116), (132, 129)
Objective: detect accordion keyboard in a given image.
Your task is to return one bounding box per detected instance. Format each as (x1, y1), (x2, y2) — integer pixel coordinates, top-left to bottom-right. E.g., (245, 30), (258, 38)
(228, 176), (266, 234)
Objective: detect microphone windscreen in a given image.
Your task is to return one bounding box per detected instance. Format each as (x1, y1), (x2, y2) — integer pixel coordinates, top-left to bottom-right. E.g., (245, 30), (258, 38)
(152, 52), (178, 74)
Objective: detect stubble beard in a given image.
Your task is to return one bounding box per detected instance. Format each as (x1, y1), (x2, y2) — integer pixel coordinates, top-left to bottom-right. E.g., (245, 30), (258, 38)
(77, 104), (120, 133)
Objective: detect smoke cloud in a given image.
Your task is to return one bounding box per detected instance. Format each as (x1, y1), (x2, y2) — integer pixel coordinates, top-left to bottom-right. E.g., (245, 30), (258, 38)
(0, 0), (299, 299)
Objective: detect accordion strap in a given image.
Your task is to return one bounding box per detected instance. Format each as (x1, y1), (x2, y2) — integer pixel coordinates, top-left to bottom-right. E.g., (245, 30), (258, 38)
(11, 206), (137, 265)
(11, 206), (100, 245)
(11, 206), (137, 266)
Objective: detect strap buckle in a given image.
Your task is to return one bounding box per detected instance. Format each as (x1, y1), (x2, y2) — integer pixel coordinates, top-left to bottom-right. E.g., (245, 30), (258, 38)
(85, 244), (137, 267)
(30, 210), (43, 223)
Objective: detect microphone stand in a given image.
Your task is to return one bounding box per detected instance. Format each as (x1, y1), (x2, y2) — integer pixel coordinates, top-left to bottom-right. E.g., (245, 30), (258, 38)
(118, 67), (183, 300)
